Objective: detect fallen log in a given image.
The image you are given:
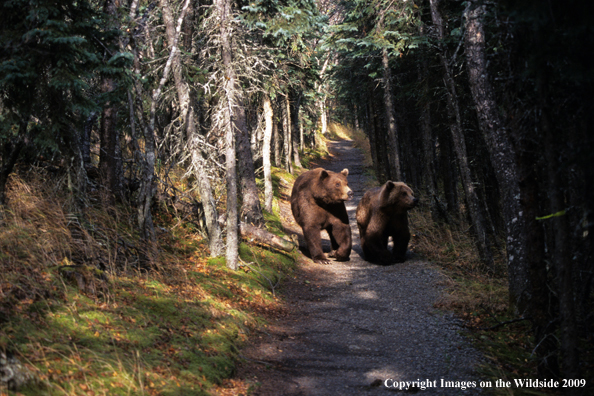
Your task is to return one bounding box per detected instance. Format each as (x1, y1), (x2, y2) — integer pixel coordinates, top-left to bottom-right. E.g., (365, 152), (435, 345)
(239, 222), (297, 252)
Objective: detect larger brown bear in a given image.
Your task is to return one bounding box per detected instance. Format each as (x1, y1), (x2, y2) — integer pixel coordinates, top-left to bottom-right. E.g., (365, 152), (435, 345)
(291, 168), (353, 264)
(356, 181), (418, 264)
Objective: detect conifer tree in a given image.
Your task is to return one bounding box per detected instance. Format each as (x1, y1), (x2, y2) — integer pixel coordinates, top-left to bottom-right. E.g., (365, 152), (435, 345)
(0, 0), (130, 205)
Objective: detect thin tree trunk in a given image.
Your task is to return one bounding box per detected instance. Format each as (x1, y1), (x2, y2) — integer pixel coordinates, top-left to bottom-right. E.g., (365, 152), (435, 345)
(99, 83), (119, 208)
(283, 95), (293, 172)
(291, 90), (302, 167)
(417, 55), (441, 221)
(216, 0), (239, 270)
(235, 103), (264, 226)
(430, 0), (494, 268)
(382, 48), (402, 181)
(365, 100), (379, 180)
(82, 112), (96, 169)
(139, 0), (192, 258)
(161, 0), (223, 256)
(438, 129), (459, 216)
(273, 114), (281, 167)
(369, 86), (388, 183)
(319, 97), (328, 136)
(299, 122), (304, 151)
(99, 0), (122, 208)
(0, 121), (27, 207)
(262, 95), (274, 213)
(317, 57), (330, 137)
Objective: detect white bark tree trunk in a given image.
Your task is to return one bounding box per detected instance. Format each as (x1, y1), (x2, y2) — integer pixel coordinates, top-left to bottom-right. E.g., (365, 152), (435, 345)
(161, 0), (223, 257)
(263, 95), (274, 213)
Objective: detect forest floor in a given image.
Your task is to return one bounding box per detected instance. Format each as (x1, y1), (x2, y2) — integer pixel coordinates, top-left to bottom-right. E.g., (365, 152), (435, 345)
(229, 139), (485, 395)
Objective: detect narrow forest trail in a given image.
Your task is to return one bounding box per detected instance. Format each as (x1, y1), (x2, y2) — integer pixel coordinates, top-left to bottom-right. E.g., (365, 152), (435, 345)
(234, 139), (484, 395)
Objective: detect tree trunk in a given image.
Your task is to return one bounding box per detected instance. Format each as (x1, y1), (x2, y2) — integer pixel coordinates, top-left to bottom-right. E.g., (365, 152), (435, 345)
(82, 112), (96, 169)
(290, 90), (302, 167)
(438, 128), (459, 216)
(138, 0), (192, 258)
(262, 95), (274, 213)
(365, 93), (381, 182)
(319, 97), (328, 136)
(99, 0), (122, 208)
(317, 57), (330, 138)
(430, 0), (494, 268)
(463, 1), (558, 374)
(160, 0), (223, 257)
(0, 121), (27, 207)
(417, 57), (442, 222)
(235, 103), (264, 226)
(273, 114), (281, 167)
(239, 222), (296, 252)
(216, 0), (239, 270)
(98, 84), (120, 207)
(381, 49), (402, 181)
(283, 95), (293, 172)
(369, 86), (388, 183)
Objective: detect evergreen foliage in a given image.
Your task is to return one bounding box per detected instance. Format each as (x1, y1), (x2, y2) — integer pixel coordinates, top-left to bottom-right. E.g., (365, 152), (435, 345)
(0, 0), (130, 157)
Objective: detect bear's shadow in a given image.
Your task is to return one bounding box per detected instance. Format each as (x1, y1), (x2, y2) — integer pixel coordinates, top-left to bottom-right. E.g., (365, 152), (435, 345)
(287, 228), (416, 265)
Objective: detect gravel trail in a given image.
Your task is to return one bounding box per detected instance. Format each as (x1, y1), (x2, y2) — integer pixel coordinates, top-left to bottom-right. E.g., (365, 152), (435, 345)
(236, 139), (484, 395)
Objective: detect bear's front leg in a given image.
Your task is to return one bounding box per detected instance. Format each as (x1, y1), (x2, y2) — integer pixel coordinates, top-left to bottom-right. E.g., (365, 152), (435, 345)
(362, 233), (391, 264)
(391, 232), (410, 263)
(303, 226), (329, 264)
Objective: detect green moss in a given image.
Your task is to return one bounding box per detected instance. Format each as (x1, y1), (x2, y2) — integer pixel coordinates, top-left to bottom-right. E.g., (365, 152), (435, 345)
(1, 166), (298, 395)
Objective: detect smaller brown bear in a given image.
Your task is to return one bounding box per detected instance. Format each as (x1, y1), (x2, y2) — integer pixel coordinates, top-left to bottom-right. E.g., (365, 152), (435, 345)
(356, 181), (418, 264)
(291, 168), (353, 264)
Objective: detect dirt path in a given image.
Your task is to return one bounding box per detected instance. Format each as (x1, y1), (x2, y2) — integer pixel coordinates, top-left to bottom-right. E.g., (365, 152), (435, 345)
(235, 139), (483, 395)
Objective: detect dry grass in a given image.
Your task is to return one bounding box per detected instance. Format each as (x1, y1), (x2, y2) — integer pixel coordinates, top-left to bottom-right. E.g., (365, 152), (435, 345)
(406, 199), (542, 394)
(408, 198), (509, 315)
(0, 169), (297, 396)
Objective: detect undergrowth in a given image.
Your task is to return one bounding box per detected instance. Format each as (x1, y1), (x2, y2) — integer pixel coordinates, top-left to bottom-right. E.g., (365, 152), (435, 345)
(0, 167), (298, 396)
(410, 199), (547, 395)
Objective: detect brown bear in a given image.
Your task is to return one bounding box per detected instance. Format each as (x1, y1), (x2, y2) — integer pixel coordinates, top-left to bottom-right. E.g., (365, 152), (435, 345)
(290, 168), (353, 264)
(356, 181), (418, 264)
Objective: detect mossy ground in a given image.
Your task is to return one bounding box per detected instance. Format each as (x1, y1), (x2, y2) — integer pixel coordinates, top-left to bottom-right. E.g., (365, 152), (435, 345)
(0, 167), (298, 396)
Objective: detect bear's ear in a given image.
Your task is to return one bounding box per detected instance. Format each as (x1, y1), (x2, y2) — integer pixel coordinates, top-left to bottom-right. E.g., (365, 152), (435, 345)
(320, 170), (329, 180)
(379, 181), (396, 204)
(341, 168), (349, 177)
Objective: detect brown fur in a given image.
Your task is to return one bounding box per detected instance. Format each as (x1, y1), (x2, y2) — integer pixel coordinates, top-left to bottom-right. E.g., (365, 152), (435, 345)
(291, 168), (353, 264)
(356, 181), (418, 264)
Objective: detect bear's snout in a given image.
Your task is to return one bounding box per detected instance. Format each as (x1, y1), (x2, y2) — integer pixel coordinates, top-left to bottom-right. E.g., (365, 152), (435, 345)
(412, 197), (419, 206)
(347, 190), (354, 200)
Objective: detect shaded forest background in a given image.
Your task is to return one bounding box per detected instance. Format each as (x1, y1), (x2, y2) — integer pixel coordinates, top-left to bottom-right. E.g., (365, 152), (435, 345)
(1, 0), (593, 392)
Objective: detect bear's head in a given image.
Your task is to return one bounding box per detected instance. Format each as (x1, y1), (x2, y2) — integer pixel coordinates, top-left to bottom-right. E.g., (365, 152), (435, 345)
(316, 168), (353, 204)
(379, 181), (418, 212)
